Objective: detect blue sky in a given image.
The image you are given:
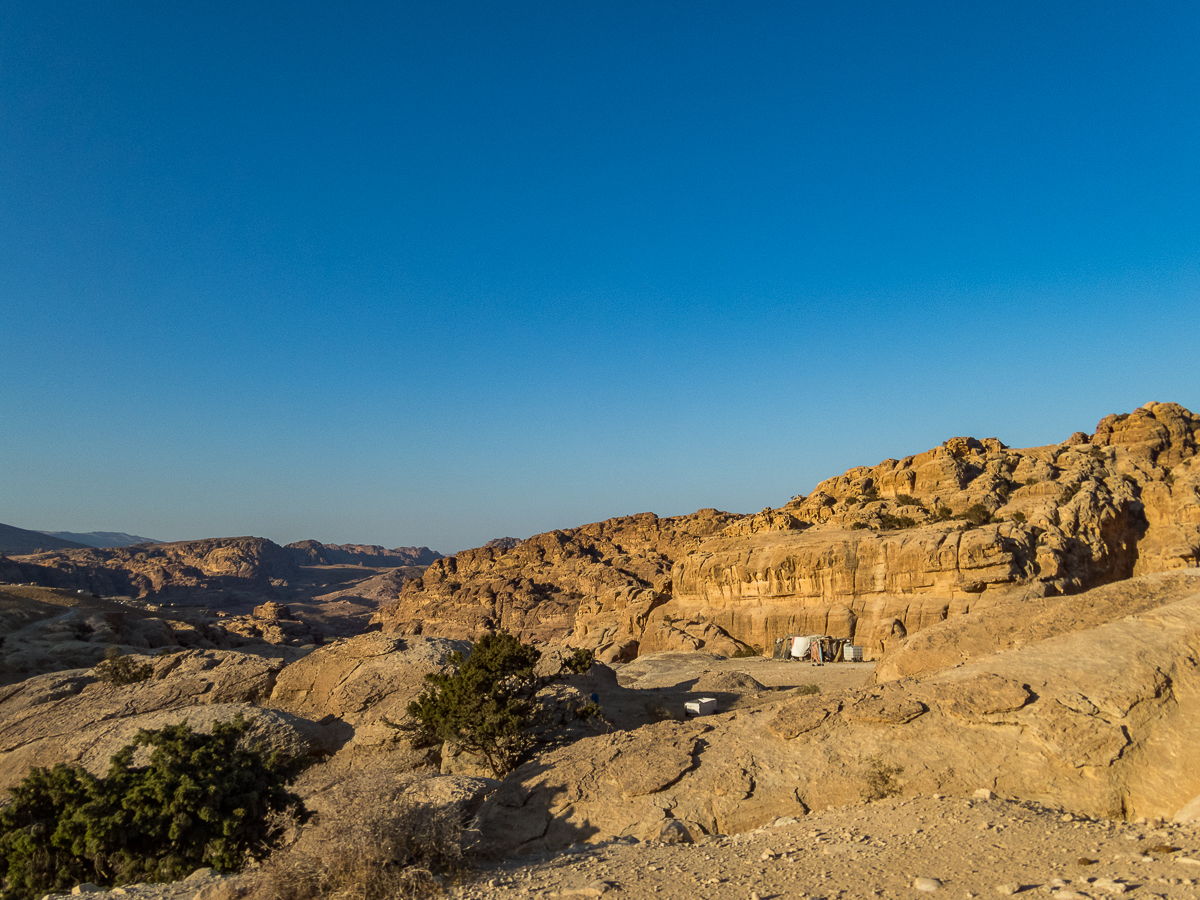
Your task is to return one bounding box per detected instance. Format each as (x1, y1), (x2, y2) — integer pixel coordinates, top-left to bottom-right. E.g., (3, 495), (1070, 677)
(2, 1), (1197, 553)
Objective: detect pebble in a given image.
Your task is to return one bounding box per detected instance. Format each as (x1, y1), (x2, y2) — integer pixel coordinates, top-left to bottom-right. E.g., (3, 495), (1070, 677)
(915, 877), (943, 892)
(995, 884), (1020, 895)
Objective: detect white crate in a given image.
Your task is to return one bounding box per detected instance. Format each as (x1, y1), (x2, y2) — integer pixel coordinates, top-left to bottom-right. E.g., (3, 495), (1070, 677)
(844, 645), (864, 661)
(685, 697), (718, 716)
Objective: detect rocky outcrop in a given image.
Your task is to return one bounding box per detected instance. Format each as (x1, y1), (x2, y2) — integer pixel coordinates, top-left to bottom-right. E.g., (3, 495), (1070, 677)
(268, 633), (470, 768)
(572, 403), (1199, 661)
(0, 586), (316, 685)
(0, 649), (338, 792)
(284, 541), (441, 568)
(374, 403), (1198, 663)
(219, 601), (324, 647)
(3, 536), (299, 601)
(373, 510), (744, 655)
(470, 573), (1200, 854)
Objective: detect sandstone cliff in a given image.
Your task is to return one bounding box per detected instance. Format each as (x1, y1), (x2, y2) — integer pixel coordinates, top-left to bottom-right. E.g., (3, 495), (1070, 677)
(375, 402), (1199, 662)
(372, 509), (744, 656)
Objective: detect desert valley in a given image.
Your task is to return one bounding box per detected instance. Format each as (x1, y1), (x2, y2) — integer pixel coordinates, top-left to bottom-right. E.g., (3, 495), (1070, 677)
(2, 401), (1199, 900)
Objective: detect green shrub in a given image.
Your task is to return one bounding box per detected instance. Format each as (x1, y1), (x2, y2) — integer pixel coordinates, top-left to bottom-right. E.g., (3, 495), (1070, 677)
(404, 632), (544, 777)
(893, 494), (922, 508)
(862, 486), (880, 502)
(1025, 477), (1039, 486)
(1060, 482), (1082, 503)
(861, 756), (903, 801)
(0, 717), (302, 900)
(1011, 511), (1027, 523)
(850, 522), (870, 530)
(932, 506), (954, 522)
(94, 647), (153, 686)
(562, 648), (594, 674)
(793, 683), (820, 696)
(962, 504), (992, 526)
(878, 513), (917, 530)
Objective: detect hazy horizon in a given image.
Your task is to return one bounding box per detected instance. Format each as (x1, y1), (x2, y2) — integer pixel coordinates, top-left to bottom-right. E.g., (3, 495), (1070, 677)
(3, 2), (1197, 554)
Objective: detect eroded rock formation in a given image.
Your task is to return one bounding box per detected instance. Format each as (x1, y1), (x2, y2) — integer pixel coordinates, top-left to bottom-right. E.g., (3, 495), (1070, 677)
(376, 402), (1199, 662)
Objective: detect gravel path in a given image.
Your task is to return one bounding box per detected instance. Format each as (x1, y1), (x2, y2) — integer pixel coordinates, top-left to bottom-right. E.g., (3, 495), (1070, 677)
(457, 796), (1200, 900)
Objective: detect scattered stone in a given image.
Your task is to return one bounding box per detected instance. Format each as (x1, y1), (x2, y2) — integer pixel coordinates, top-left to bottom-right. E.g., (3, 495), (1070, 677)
(915, 877), (943, 892)
(71, 887), (102, 896)
(996, 884), (1020, 895)
(975, 790), (995, 800)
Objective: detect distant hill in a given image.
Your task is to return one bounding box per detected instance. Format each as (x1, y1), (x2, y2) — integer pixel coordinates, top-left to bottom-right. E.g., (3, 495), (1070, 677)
(284, 540), (442, 568)
(37, 531), (160, 548)
(0, 523), (90, 555)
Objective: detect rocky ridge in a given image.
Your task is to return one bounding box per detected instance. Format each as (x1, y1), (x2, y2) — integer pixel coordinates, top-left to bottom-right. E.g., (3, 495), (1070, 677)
(375, 402), (1200, 663)
(0, 536), (298, 602)
(283, 540), (441, 568)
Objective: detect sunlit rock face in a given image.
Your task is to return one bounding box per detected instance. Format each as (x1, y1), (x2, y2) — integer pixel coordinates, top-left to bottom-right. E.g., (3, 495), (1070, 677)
(374, 402), (1198, 662)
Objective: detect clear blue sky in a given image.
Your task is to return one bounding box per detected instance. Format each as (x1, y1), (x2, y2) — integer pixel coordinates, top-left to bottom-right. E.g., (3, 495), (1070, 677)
(2, 1), (1197, 553)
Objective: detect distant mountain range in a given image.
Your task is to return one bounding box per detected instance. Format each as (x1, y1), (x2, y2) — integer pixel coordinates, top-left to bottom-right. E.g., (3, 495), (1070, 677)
(37, 530), (160, 548)
(0, 523), (91, 555)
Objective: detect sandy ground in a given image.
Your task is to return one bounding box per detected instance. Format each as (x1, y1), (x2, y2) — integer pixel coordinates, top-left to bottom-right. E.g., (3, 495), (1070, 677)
(613, 652), (877, 692)
(461, 796), (1200, 900)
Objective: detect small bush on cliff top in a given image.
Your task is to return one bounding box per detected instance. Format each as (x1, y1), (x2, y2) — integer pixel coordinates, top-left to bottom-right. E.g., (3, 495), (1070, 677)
(0, 716), (303, 900)
(94, 646), (153, 686)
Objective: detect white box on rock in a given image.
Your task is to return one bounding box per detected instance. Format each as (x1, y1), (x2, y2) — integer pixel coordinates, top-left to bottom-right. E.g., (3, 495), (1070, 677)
(685, 697), (718, 716)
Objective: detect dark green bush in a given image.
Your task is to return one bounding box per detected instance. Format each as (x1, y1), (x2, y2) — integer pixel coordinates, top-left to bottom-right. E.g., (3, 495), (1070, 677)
(562, 648), (595, 674)
(893, 494), (922, 508)
(962, 504), (993, 526)
(932, 506), (954, 522)
(0, 717), (303, 900)
(94, 647), (153, 686)
(1025, 477), (1039, 486)
(878, 514), (917, 530)
(1060, 482), (1082, 503)
(1011, 511), (1027, 523)
(404, 632), (543, 777)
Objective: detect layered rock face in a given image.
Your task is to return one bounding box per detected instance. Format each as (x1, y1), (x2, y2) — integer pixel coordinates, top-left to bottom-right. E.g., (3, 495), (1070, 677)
(372, 509), (743, 654)
(656, 402), (1198, 659)
(284, 540), (441, 568)
(376, 402), (1199, 662)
